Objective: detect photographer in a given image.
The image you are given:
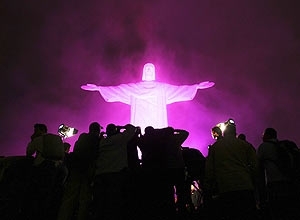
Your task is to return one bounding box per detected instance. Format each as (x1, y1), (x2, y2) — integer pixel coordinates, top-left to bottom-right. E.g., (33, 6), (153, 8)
(92, 123), (138, 220)
(57, 122), (103, 220)
(25, 123), (66, 220)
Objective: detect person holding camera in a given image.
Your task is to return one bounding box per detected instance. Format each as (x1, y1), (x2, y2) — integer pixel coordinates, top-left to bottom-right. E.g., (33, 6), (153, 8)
(25, 123), (66, 220)
(91, 123), (138, 220)
(57, 122), (103, 220)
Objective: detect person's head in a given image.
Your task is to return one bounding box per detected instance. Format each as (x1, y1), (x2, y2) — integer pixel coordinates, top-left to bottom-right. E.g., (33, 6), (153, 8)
(106, 123), (118, 137)
(262, 127), (277, 142)
(34, 123), (47, 134)
(237, 133), (246, 141)
(142, 63), (155, 81)
(144, 126), (155, 135)
(135, 126), (142, 135)
(164, 126), (175, 136)
(31, 123), (48, 140)
(211, 126), (222, 140)
(89, 122), (102, 136)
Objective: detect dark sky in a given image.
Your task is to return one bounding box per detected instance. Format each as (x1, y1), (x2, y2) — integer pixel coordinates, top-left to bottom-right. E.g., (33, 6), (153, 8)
(1, 0), (299, 156)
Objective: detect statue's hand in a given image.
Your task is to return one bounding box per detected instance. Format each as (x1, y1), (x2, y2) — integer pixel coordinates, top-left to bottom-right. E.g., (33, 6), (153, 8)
(81, 83), (100, 91)
(197, 81), (215, 89)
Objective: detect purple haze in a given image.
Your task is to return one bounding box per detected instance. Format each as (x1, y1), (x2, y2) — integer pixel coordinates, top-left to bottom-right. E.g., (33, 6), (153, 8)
(1, 0), (299, 157)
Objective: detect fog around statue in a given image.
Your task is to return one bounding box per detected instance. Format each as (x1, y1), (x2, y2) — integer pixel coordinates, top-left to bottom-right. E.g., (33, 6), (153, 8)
(81, 63), (215, 132)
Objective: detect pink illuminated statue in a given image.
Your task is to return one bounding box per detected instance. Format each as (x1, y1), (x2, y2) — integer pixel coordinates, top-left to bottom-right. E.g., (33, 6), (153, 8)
(81, 63), (215, 132)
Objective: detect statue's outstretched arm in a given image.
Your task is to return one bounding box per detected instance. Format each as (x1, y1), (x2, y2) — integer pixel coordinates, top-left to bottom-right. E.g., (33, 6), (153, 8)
(81, 83), (101, 91)
(197, 81), (215, 89)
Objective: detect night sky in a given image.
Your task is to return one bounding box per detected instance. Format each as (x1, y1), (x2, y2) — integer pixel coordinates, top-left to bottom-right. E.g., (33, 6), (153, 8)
(1, 0), (299, 156)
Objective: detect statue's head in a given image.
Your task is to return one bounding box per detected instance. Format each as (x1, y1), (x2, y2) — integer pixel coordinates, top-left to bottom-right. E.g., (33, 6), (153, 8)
(142, 63), (155, 81)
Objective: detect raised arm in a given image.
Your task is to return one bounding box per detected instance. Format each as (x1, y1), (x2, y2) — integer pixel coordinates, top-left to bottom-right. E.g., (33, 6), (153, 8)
(174, 129), (189, 146)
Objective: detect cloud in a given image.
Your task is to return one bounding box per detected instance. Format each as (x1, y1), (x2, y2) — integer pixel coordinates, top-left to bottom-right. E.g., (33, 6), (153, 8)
(1, 0), (299, 156)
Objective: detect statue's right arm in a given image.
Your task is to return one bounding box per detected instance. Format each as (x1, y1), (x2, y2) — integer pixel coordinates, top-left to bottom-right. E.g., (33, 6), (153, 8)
(80, 83), (101, 91)
(80, 83), (133, 104)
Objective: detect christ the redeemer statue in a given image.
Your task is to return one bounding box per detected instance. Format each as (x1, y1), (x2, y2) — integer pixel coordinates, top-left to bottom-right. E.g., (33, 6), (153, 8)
(81, 63), (215, 132)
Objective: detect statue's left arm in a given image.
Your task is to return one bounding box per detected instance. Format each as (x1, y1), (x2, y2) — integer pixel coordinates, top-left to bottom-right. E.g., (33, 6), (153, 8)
(165, 81), (215, 104)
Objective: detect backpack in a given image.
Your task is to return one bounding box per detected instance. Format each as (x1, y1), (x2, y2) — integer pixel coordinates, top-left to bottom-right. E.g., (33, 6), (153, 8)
(274, 140), (300, 184)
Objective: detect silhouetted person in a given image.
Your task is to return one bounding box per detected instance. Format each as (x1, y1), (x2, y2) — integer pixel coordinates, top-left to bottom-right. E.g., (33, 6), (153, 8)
(237, 133), (246, 141)
(162, 127), (189, 218)
(25, 123), (66, 220)
(57, 122), (102, 220)
(137, 126), (189, 219)
(204, 121), (258, 220)
(127, 126), (142, 172)
(257, 128), (299, 219)
(136, 126), (168, 219)
(125, 126), (143, 219)
(0, 124), (49, 219)
(238, 133), (256, 152)
(139, 126), (165, 170)
(92, 123), (137, 220)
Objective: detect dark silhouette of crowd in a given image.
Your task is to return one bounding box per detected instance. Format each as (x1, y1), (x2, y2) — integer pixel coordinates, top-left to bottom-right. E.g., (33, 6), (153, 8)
(0, 120), (300, 220)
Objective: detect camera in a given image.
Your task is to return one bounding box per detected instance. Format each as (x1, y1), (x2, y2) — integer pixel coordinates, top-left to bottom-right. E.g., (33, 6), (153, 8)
(58, 124), (78, 138)
(225, 118), (235, 126)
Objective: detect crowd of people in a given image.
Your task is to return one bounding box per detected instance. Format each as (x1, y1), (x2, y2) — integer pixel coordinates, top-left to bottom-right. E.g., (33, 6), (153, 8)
(0, 119), (299, 220)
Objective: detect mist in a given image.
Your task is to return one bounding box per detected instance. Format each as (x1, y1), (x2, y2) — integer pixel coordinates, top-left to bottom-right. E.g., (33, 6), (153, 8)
(1, 0), (299, 156)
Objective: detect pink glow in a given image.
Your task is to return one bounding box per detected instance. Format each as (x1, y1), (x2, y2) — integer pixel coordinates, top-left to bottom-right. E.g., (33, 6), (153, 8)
(1, 1), (300, 159)
(81, 63), (215, 134)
